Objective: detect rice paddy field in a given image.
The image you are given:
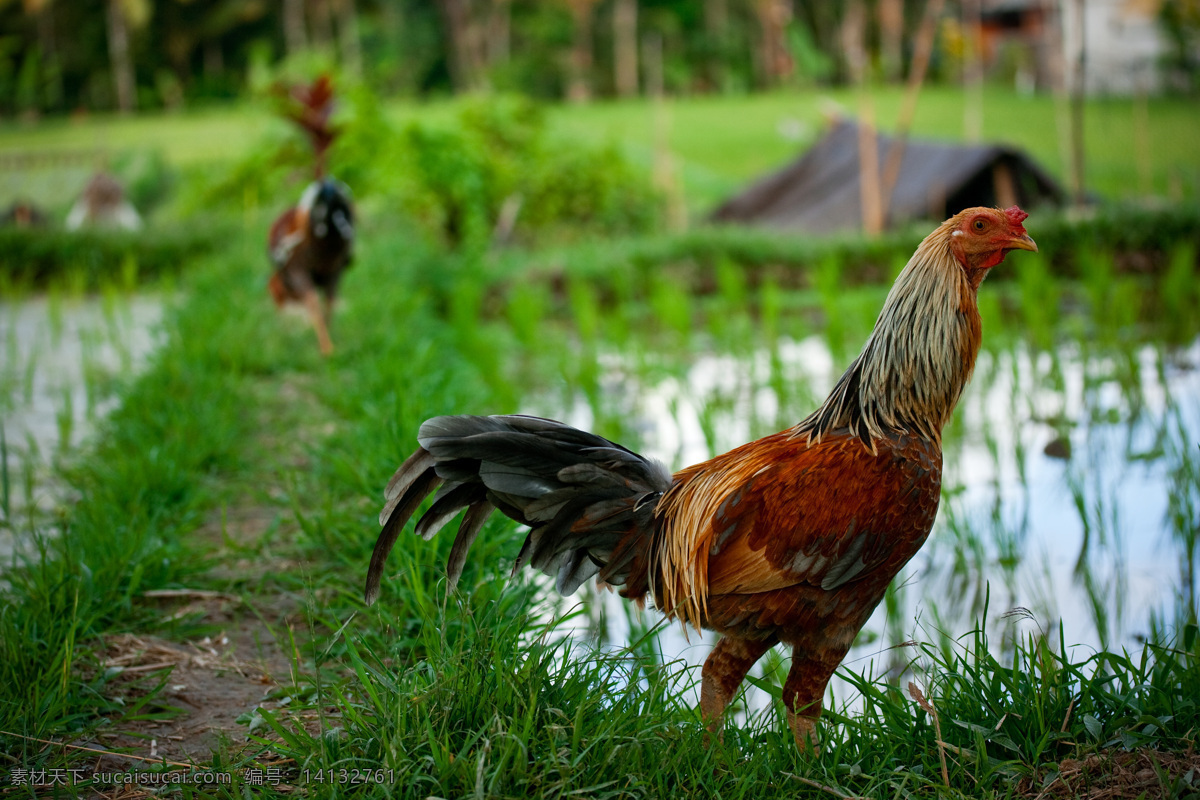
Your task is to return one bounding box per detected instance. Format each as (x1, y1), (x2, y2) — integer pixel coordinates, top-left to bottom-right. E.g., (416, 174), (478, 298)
(1, 87), (1199, 798)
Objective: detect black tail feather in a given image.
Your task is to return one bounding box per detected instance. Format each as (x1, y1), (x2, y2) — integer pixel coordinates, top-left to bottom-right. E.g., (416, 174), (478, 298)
(365, 414), (673, 604)
(415, 482), (481, 541)
(380, 448), (436, 524)
(366, 465), (442, 605)
(446, 500), (495, 591)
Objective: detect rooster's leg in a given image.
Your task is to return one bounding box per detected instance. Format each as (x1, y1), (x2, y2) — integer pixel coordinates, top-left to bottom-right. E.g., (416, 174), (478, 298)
(700, 635), (778, 742)
(302, 289), (334, 356)
(783, 648), (842, 753)
(322, 294), (335, 328)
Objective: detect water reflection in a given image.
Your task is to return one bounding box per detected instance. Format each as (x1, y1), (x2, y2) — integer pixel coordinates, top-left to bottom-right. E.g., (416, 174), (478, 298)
(0, 295), (162, 559)
(531, 325), (1200, 712)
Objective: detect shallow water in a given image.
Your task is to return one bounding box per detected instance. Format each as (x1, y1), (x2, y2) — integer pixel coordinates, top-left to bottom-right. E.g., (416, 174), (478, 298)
(0, 295), (162, 560)
(530, 320), (1200, 713)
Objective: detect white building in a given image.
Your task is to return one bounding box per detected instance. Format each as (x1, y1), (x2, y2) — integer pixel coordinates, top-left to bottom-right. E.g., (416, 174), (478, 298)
(1059, 0), (1167, 93)
(981, 0), (1181, 94)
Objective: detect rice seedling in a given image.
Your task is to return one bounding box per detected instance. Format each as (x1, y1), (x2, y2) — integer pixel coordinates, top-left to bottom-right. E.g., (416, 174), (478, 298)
(505, 282), (550, 349)
(566, 274), (602, 349)
(16, 436), (38, 537)
(45, 291), (65, 347)
(66, 260), (93, 298)
(602, 270), (637, 350)
(1164, 413), (1200, 628)
(119, 254), (139, 294)
(695, 385), (734, 459)
(1161, 242), (1197, 340)
(78, 329), (104, 421)
(648, 273), (693, 342)
(1079, 247), (1118, 334)
(1015, 250), (1059, 352)
(715, 256), (748, 309)
(0, 429), (10, 532)
(53, 387), (74, 457)
(814, 252), (850, 361)
(757, 275), (783, 342)
(938, 504), (993, 623)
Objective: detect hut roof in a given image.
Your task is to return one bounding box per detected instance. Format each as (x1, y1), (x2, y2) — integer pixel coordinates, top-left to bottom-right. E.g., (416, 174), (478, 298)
(710, 119), (1066, 233)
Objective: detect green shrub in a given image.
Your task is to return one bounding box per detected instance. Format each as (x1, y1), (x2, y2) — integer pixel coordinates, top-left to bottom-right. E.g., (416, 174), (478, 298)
(395, 94), (662, 249)
(191, 89), (661, 251)
(0, 221), (232, 293)
(110, 149), (177, 218)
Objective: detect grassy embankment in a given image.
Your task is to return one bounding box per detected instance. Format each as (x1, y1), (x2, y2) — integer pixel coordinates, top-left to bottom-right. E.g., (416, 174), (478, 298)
(1, 90), (1199, 797)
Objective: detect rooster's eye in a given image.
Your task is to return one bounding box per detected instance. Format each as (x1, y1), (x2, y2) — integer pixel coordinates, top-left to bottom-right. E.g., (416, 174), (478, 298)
(973, 219), (987, 232)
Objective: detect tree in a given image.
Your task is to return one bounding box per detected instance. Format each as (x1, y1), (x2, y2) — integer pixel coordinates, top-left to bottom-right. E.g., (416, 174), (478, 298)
(438, 0), (488, 91)
(703, 0), (729, 90)
(335, 0), (362, 78)
(753, 0), (792, 88)
(106, 0), (150, 113)
(563, 0), (600, 102)
(283, 0), (307, 56)
(879, 0), (904, 82)
(613, 0), (637, 97)
(23, 0), (64, 112)
(487, 0), (511, 68)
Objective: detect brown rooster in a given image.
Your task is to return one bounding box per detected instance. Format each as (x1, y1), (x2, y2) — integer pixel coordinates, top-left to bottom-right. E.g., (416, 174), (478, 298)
(267, 75), (354, 356)
(365, 206), (1038, 752)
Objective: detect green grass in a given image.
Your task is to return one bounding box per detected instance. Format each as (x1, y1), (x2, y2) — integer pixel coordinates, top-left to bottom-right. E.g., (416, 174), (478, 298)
(241, 605), (1200, 798)
(0, 106), (276, 168)
(1, 208), (1198, 797)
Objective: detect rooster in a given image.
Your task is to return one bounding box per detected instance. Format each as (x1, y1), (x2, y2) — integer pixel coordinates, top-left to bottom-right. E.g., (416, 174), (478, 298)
(268, 178), (355, 355)
(267, 75), (354, 356)
(365, 206), (1037, 752)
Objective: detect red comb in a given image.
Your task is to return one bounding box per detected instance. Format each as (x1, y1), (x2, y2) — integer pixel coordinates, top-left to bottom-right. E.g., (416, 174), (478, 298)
(1004, 206), (1029, 232)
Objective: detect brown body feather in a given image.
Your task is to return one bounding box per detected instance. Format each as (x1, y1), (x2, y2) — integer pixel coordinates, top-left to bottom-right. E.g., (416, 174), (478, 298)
(365, 206), (1037, 752)
(267, 180), (354, 355)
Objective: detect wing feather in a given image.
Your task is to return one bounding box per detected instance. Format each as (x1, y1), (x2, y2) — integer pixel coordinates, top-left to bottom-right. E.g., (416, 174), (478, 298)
(656, 430), (941, 606)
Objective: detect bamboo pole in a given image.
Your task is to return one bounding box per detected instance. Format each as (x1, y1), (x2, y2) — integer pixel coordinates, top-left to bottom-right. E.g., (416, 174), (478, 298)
(879, 0), (904, 83)
(1134, 87), (1151, 197)
(105, 0), (136, 114)
(1049, 0), (1073, 203)
(488, 0), (512, 67)
(283, 0), (308, 56)
(993, 161), (1017, 208)
(335, 0), (364, 78)
(566, 0), (600, 103)
(843, 0), (883, 236)
(878, 0), (946, 227)
(613, 0), (638, 97)
(646, 31), (686, 231)
(962, 0), (984, 142)
(1068, 0), (1086, 205)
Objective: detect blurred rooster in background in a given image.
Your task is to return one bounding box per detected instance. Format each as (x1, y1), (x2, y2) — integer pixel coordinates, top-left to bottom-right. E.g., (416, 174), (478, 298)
(365, 207), (1037, 752)
(267, 75), (354, 356)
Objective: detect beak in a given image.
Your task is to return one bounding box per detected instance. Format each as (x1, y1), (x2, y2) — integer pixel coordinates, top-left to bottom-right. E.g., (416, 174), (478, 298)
(1008, 234), (1038, 253)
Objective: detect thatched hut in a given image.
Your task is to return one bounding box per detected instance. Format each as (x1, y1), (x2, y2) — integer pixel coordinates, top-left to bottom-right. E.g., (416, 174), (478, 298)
(710, 119), (1065, 234)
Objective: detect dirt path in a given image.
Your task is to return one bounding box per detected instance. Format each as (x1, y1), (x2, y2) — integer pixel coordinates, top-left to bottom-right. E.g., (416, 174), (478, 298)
(85, 506), (303, 773)
(49, 370), (341, 781)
